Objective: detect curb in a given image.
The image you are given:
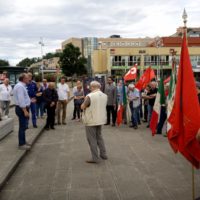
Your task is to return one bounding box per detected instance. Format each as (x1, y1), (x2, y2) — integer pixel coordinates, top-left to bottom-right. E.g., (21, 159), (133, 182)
(0, 124), (45, 191)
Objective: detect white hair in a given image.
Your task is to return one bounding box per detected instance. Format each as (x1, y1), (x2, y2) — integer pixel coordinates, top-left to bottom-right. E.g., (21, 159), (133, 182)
(90, 81), (101, 89)
(128, 83), (135, 88)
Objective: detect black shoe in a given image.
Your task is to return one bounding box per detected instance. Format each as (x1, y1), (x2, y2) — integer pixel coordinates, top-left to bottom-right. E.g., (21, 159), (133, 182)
(134, 126), (138, 129)
(100, 155), (108, 160)
(104, 123), (110, 125)
(33, 125), (37, 128)
(138, 122), (141, 125)
(45, 126), (50, 130)
(129, 125), (134, 128)
(142, 120), (147, 123)
(146, 125), (150, 128)
(51, 127), (55, 130)
(112, 124), (115, 127)
(71, 117), (75, 120)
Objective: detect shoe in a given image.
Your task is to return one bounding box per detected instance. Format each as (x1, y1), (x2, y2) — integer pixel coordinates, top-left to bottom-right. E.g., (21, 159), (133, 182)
(138, 122), (141, 125)
(45, 127), (50, 130)
(112, 124), (115, 127)
(134, 126), (138, 129)
(129, 125), (134, 128)
(100, 155), (108, 160)
(51, 127), (55, 130)
(62, 122), (66, 125)
(142, 120), (147, 123)
(58, 122), (61, 125)
(33, 125), (37, 128)
(18, 145), (31, 150)
(86, 160), (98, 164)
(104, 123), (110, 125)
(124, 122), (127, 125)
(26, 142), (31, 146)
(71, 117), (75, 120)
(146, 125), (150, 128)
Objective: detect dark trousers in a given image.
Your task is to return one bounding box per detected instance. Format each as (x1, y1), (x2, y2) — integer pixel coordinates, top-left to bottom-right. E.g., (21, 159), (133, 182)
(157, 106), (167, 134)
(144, 104), (148, 121)
(73, 100), (77, 119)
(129, 102), (139, 126)
(75, 103), (82, 119)
(26, 102), (37, 127)
(106, 105), (116, 125)
(15, 106), (27, 146)
(46, 105), (56, 128)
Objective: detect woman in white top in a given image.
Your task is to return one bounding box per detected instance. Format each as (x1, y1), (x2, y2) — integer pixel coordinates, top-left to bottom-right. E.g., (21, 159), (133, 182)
(0, 78), (12, 117)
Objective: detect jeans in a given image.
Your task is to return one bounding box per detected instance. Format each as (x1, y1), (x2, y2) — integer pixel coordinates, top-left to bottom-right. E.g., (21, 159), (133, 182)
(157, 106), (167, 134)
(36, 102), (44, 117)
(15, 106), (27, 146)
(147, 104), (153, 125)
(26, 102), (37, 127)
(129, 102), (139, 126)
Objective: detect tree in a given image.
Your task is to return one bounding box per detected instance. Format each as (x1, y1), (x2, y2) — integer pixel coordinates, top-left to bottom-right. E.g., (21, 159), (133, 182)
(43, 52), (62, 59)
(59, 43), (87, 76)
(0, 59), (9, 66)
(17, 57), (41, 67)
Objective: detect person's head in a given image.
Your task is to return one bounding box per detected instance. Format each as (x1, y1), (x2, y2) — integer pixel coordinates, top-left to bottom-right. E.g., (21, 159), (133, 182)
(77, 85), (82, 91)
(76, 80), (81, 85)
(90, 81), (101, 92)
(3, 78), (9, 86)
(149, 81), (157, 89)
(118, 80), (122, 87)
(60, 77), (66, 84)
(37, 82), (41, 89)
(48, 82), (55, 90)
(27, 72), (33, 81)
(196, 82), (200, 94)
(18, 73), (29, 84)
(128, 83), (135, 91)
(43, 79), (47, 85)
(107, 77), (113, 85)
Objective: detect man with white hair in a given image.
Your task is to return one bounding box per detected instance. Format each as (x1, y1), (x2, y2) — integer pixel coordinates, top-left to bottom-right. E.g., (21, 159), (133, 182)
(0, 78), (12, 118)
(81, 81), (108, 163)
(127, 83), (140, 129)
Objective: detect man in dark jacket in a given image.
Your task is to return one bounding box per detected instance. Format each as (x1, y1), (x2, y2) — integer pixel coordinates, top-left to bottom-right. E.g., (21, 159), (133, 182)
(43, 82), (58, 130)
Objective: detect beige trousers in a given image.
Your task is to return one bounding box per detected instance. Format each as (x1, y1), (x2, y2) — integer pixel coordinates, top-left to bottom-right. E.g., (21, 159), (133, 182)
(57, 100), (67, 123)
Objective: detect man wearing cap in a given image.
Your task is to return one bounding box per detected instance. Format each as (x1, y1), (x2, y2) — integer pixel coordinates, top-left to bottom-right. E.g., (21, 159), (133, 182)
(127, 83), (140, 129)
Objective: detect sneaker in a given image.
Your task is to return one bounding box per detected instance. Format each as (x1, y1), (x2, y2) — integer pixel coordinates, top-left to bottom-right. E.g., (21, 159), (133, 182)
(18, 145), (31, 150)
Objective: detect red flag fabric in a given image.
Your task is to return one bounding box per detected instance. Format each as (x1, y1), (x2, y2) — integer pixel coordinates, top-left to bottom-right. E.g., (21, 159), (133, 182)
(164, 76), (170, 84)
(116, 104), (123, 126)
(124, 65), (137, 81)
(135, 67), (155, 90)
(168, 32), (200, 169)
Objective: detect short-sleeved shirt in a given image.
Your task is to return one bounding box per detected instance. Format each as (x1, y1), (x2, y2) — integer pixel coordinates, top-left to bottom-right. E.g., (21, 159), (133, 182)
(57, 83), (70, 100)
(127, 88), (140, 108)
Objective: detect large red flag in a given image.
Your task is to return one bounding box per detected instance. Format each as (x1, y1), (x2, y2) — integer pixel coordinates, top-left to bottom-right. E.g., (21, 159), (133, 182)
(116, 104), (123, 126)
(135, 67), (155, 90)
(168, 32), (200, 169)
(124, 65), (137, 81)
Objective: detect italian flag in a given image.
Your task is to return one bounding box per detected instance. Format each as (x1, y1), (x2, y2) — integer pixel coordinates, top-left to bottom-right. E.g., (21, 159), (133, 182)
(150, 78), (165, 135)
(167, 66), (176, 136)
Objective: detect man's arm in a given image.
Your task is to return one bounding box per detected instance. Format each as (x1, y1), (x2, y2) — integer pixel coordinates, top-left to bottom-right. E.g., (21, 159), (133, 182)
(196, 129), (200, 142)
(81, 96), (90, 110)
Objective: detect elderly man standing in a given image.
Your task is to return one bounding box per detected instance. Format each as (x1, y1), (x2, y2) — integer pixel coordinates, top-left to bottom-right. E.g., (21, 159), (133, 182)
(0, 78), (12, 118)
(81, 81), (108, 164)
(104, 77), (117, 126)
(57, 77), (70, 125)
(13, 73), (31, 150)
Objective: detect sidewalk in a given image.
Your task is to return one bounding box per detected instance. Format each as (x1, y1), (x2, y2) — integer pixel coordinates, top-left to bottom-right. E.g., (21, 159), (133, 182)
(0, 102), (199, 200)
(0, 106), (45, 190)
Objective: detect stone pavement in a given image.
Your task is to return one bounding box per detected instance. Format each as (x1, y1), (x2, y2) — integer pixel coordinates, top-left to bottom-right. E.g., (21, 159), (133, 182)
(0, 106), (45, 190)
(0, 101), (200, 200)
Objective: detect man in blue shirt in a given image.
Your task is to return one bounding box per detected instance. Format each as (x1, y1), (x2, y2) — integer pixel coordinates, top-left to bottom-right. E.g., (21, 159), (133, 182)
(13, 73), (31, 150)
(27, 73), (38, 128)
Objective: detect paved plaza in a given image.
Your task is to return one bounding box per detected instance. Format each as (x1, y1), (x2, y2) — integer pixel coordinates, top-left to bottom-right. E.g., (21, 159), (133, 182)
(0, 102), (200, 200)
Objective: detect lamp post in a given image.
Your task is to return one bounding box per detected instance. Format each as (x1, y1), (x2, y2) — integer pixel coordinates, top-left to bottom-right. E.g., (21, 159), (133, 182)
(39, 37), (44, 80)
(155, 37), (163, 80)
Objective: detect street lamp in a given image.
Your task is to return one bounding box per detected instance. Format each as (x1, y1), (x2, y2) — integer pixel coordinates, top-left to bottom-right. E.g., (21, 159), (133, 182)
(39, 37), (44, 80)
(155, 36), (163, 80)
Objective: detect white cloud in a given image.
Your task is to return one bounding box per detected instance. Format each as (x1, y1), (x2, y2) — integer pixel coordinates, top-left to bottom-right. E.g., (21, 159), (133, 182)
(0, 0), (199, 65)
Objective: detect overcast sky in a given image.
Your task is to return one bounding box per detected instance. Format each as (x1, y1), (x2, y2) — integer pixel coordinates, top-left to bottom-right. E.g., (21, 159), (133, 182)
(0, 0), (199, 65)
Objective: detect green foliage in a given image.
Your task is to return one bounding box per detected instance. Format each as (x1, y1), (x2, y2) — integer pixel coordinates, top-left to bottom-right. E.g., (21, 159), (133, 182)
(59, 43), (87, 76)
(17, 57), (41, 67)
(43, 52), (62, 59)
(0, 59), (9, 66)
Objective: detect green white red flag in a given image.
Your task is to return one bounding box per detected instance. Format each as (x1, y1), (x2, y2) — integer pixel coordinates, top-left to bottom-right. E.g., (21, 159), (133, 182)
(150, 78), (165, 135)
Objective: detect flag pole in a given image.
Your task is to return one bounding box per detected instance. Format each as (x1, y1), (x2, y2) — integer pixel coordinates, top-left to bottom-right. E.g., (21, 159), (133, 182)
(182, 8), (196, 200)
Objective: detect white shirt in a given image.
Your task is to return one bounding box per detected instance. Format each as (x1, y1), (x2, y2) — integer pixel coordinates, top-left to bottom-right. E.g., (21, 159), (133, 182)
(0, 84), (12, 101)
(57, 83), (70, 100)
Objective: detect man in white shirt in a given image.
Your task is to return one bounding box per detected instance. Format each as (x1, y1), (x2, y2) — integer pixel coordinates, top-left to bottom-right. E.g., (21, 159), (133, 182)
(57, 77), (70, 124)
(0, 78), (12, 118)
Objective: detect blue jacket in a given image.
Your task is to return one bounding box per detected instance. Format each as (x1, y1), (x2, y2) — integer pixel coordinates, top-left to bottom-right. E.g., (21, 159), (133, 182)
(27, 81), (37, 98)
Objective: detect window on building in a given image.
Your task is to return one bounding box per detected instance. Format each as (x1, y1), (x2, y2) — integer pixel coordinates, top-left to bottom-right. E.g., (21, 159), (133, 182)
(128, 56), (141, 66)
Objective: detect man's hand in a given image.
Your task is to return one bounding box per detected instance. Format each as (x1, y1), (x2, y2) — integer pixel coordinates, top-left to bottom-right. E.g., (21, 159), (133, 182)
(196, 129), (200, 142)
(24, 110), (29, 118)
(50, 102), (55, 107)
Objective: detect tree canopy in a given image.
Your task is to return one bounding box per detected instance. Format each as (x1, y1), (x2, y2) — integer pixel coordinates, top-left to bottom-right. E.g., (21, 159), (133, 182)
(59, 43), (87, 76)
(0, 59), (9, 66)
(17, 57), (41, 67)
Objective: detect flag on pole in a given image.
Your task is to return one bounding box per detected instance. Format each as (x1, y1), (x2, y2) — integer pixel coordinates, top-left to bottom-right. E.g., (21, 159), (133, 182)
(124, 65), (137, 81)
(150, 78), (165, 135)
(135, 67), (155, 91)
(167, 32), (200, 169)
